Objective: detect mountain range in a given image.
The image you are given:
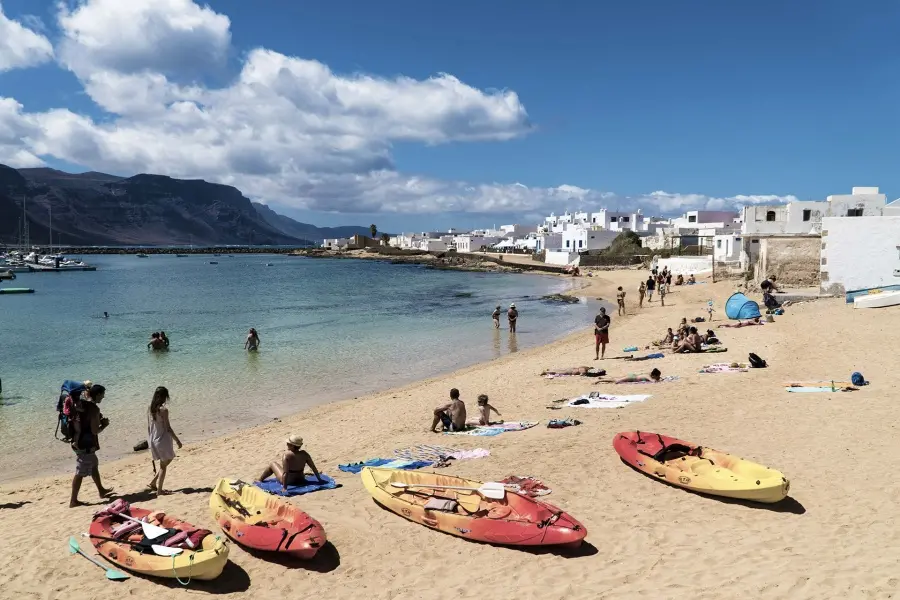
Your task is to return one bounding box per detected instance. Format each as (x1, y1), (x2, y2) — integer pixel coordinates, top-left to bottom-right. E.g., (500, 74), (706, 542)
(0, 163), (371, 246)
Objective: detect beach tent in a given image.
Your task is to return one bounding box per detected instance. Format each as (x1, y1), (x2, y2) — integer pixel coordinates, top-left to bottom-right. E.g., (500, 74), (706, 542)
(725, 292), (761, 320)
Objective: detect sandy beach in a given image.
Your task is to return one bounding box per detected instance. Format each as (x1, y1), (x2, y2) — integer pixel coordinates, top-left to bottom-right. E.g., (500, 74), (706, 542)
(2, 267), (898, 600)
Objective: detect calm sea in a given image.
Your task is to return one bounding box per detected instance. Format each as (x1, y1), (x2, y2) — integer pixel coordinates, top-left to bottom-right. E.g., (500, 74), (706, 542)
(0, 255), (596, 481)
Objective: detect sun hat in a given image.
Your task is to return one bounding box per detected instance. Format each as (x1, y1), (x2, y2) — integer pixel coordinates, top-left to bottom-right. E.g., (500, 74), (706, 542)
(510, 303), (516, 308)
(286, 434), (303, 447)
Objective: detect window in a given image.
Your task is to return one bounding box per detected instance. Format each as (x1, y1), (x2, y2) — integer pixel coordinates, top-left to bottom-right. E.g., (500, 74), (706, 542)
(716, 240), (722, 249)
(752, 239), (759, 244)
(610, 216), (618, 222)
(802, 209), (811, 222)
(578, 240), (583, 248)
(621, 216), (630, 222)
(766, 211), (776, 221)
(847, 208), (863, 217)
(565, 240), (570, 248)
(590, 235), (595, 239)
(688, 215), (697, 223)
(734, 237), (741, 242)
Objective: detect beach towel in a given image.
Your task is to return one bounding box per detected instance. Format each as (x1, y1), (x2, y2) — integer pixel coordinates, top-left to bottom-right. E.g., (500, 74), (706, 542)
(547, 418), (581, 428)
(446, 448), (491, 460)
(445, 421), (539, 437)
(393, 444), (462, 463)
(567, 393), (651, 409)
(501, 476), (552, 497)
(785, 386), (859, 393)
(338, 458), (434, 474)
(701, 346), (728, 353)
(255, 474), (339, 496)
(617, 375), (679, 384)
(699, 363), (748, 374)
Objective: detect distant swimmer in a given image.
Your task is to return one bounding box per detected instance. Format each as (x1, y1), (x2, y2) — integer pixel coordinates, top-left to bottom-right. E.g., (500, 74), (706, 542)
(147, 332), (166, 351)
(245, 328), (260, 352)
(103, 312), (108, 319)
(159, 331), (170, 349)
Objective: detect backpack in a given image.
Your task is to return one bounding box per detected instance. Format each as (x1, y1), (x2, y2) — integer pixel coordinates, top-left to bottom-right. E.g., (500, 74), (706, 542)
(55, 380), (88, 442)
(748, 353), (767, 369)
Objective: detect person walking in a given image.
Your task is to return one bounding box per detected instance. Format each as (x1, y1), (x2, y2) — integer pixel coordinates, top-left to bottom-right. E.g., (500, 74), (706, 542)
(594, 307), (611, 360)
(146, 386), (182, 496)
(646, 275), (656, 302)
(491, 305), (502, 329)
(70, 384), (113, 507)
(638, 281), (646, 308)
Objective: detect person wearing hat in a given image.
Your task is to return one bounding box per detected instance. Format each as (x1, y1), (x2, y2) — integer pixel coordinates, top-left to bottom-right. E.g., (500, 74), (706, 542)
(491, 305), (502, 329)
(259, 434), (324, 491)
(507, 303), (519, 333)
(594, 307), (611, 360)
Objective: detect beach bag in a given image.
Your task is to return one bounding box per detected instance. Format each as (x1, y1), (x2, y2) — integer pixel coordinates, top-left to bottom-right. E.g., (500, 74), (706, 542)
(748, 353), (767, 369)
(851, 372), (867, 387)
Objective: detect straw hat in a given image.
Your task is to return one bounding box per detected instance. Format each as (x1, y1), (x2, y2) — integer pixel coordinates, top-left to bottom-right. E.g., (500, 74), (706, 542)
(510, 303), (516, 308)
(286, 434), (303, 447)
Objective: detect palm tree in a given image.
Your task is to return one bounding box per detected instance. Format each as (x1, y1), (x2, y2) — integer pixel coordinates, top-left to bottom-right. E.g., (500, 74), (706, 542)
(380, 233), (390, 245)
(370, 224), (378, 239)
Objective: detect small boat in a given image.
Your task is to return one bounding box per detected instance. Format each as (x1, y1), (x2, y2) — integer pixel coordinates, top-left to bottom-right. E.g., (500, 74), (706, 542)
(853, 290), (900, 309)
(210, 478), (326, 559)
(613, 431), (789, 503)
(361, 467), (586, 547)
(0, 287), (34, 294)
(209, 261), (218, 265)
(176, 254), (189, 258)
(89, 501), (229, 580)
(136, 253), (149, 258)
(265, 263), (274, 267)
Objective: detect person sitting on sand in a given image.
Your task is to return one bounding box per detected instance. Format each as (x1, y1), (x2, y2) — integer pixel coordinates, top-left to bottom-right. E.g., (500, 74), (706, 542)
(491, 305), (501, 329)
(675, 274), (684, 286)
(541, 366), (607, 377)
(763, 291), (781, 309)
(673, 327), (703, 353)
(721, 317), (763, 328)
(245, 328), (260, 351)
(431, 388), (467, 432)
(616, 368), (663, 384)
(701, 329), (720, 345)
(476, 394), (502, 425)
(147, 332), (166, 351)
(655, 327), (674, 346)
(259, 434), (324, 491)
(687, 274), (696, 284)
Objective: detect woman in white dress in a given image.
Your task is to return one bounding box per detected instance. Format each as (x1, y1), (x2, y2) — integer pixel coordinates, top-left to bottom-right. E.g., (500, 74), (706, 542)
(146, 386), (182, 496)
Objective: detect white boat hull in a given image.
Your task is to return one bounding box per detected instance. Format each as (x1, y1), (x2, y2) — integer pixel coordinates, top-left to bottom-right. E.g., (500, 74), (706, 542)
(853, 290), (900, 309)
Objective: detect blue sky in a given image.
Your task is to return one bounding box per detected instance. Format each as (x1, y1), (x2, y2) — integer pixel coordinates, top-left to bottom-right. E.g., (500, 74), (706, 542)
(1, 0), (899, 231)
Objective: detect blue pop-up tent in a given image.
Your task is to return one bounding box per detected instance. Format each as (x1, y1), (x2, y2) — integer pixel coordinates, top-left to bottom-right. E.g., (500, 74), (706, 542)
(725, 292), (761, 320)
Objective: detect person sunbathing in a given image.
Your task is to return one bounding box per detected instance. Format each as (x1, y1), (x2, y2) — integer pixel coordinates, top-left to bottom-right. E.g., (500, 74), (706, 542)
(259, 434), (324, 491)
(673, 327), (703, 353)
(541, 366), (607, 377)
(476, 394), (502, 425)
(720, 317), (763, 328)
(615, 368), (663, 384)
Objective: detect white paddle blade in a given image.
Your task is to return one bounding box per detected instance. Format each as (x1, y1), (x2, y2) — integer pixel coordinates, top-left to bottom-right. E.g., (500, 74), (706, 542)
(478, 483), (507, 499)
(121, 514), (169, 539)
(151, 545), (183, 556)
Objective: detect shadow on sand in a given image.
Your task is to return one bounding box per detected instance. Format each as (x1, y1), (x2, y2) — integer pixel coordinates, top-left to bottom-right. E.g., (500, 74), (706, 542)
(243, 541), (341, 573)
(132, 560), (251, 594)
(0, 501), (32, 510)
(115, 486), (215, 505)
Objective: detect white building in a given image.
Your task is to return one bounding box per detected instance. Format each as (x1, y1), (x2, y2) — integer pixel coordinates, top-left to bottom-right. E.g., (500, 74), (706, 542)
(819, 215), (900, 294)
(670, 210), (740, 229)
(560, 228), (619, 252)
(885, 199), (900, 216)
(588, 209), (653, 232)
(453, 234), (500, 253)
(322, 238), (349, 249)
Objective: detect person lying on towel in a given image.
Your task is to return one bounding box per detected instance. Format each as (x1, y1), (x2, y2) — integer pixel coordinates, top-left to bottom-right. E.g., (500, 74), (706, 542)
(259, 434), (324, 492)
(615, 368), (663, 384)
(541, 366), (607, 377)
(720, 316), (763, 328)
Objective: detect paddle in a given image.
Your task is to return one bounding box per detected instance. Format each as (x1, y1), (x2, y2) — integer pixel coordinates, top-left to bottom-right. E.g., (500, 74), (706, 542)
(81, 533), (184, 556)
(68, 536), (130, 580)
(119, 514), (170, 540)
(391, 481), (506, 500)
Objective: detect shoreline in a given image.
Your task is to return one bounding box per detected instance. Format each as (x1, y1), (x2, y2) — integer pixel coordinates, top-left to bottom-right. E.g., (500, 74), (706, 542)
(1, 272), (621, 490)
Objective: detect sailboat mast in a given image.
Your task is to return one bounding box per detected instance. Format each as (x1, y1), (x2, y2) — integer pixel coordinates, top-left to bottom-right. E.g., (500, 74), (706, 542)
(49, 205), (53, 254)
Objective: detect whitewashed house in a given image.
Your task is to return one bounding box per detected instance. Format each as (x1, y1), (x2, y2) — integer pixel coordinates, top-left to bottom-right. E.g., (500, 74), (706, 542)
(322, 238), (349, 250)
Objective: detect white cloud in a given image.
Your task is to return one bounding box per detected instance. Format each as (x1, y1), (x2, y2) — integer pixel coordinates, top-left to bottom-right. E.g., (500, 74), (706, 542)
(0, 0), (796, 219)
(0, 2), (54, 72)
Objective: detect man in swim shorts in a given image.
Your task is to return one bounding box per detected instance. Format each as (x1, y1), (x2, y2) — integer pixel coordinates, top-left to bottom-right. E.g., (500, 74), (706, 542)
(594, 307), (611, 360)
(431, 388), (467, 432)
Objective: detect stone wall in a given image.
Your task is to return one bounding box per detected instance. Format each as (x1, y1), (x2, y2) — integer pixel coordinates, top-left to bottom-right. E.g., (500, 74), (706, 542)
(756, 236), (821, 286)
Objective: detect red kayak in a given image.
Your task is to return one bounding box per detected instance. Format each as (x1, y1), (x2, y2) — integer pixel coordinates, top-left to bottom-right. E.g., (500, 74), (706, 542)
(210, 478), (326, 559)
(613, 431), (790, 503)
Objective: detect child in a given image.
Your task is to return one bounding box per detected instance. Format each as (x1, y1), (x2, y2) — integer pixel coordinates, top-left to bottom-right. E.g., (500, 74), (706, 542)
(707, 301), (715, 322)
(476, 394), (502, 426)
(658, 282), (667, 306)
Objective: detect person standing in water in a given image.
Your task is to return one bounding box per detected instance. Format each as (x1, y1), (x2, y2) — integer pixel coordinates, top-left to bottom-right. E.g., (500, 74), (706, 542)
(491, 305), (502, 329)
(159, 331), (170, 349)
(245, 328), (260, 351)
(507, 303), (518, 333)
(146, 386), (182, 496)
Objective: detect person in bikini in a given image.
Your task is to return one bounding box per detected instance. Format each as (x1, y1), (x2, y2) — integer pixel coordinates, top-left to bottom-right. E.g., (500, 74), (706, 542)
(147, 332), (166, 351)
(616, 287), (626, 316)
(476, 394), (502, 425)
(721, 316), (763, 328)
(541, 366), (607, 377)
(673, 326), (703, 353)
(431, 388), (467, 432)
(244, 328), (260, 351)
(491, 305), (502, 329)
(615, 368), (663, 384)
(259, 434), (324, 491)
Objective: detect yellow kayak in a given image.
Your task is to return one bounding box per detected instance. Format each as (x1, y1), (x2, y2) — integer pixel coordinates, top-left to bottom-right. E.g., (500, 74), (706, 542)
(614, 431), (790, 503)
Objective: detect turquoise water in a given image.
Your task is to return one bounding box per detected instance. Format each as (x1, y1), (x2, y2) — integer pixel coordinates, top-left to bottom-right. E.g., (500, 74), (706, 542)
(0, 255), (595, 481)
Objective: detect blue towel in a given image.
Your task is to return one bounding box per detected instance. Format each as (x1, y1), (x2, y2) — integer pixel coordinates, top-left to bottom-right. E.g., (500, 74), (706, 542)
(254, 474), (339, 496)
(339, 458), (433, 474)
